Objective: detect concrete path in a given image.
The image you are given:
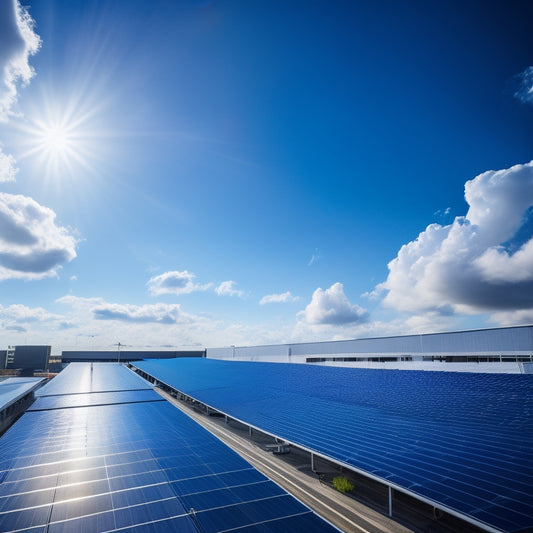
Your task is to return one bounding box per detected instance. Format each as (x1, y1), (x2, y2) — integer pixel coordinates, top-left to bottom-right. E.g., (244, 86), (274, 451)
(156, 388), (414, 533)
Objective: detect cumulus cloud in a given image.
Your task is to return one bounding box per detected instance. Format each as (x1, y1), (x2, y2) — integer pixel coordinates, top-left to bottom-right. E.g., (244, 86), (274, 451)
(0, 303), (61, 324)
(0, 0), (41, 121)
(490, 308), (533, 327)
(378, 161), (533, 318)
(298, 282), (369, 326)
(0, 150), (17, 182)
(215, 280), (244, 298)
(259, 291), (300, 305)
(0, 303), (64, 337)
(147, 270), (213, 296)
(0, 193), (77, 279)
(93, 302), (185, 325)
(513, 66), (533, 105)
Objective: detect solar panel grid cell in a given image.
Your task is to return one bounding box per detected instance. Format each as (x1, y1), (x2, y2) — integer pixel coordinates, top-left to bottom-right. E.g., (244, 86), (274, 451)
(47, 510), (116, 533)
(230, 512), (335, 533)
(133, 358), (533, 533)
(35, 363), (152, 397)
(29, 390), (161, 411)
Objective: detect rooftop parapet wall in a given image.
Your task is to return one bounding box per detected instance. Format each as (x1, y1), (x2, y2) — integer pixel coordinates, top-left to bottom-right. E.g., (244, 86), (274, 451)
(207, 325), (533, 362)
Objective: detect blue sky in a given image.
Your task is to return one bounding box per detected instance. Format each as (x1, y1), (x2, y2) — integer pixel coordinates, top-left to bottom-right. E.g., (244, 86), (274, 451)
(0, 0), (532, 353)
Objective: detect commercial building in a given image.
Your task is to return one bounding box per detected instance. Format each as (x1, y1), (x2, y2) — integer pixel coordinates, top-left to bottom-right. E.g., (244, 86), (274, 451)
(61, 349), (205, 364)
(207, 325), (533, 373)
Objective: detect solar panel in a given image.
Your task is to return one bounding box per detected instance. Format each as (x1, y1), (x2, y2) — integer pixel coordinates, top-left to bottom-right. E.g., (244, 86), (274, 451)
(0, 378), (43, 411)
(133, 358), (533, 533)
(28, 389), (162, 411)
(0, 363), (338, 532)
(36, 362), (151, 397)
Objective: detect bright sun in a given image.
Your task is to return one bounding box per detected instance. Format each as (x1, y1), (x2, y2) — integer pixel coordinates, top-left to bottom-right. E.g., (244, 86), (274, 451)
(14, 93), (103, 180)
(15, 108), (97, 180)
(42, 125), (71, 154)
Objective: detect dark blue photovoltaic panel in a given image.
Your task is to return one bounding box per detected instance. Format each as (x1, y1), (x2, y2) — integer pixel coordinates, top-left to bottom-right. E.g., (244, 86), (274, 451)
(29, 389), (161, 410)
(0, 363), (339, 533)
(111, 515), (197, 533)
(133, 357), (533, 533)
(47, 511), (116, 533)
(36, 362), (151, 396)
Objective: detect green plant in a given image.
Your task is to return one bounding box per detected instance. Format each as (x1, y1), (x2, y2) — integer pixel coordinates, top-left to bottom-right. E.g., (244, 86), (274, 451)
(333, 476), (354, 494)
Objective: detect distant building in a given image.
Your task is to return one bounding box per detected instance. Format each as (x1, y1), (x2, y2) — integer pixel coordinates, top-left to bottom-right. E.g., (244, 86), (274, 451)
(61, 349), (205, 364)
(207, 325), (533, 373)
(5, 346), (51, 372)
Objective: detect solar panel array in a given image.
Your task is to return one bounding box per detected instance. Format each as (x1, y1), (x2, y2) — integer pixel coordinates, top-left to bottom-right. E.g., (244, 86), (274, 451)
(133, 358), (533, 533)
(0, 363), (339, 532)
(0, 378), (43, 412)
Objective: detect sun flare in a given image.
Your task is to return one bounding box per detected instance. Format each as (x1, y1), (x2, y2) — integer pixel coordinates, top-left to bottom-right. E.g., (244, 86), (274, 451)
(25, 114), (86, 174)
(41, 125), (71, 154)
(13, 91), (106, 181)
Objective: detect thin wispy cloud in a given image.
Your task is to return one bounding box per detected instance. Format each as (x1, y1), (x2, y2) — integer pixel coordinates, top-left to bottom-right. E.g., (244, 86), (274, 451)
(307, 248), (320, 266)
(377, 161), (533, 321)
(93, 302), (185, 325)
(433, 206), (451, 219)
(58, 295), (191, 326)
(260, 291), (300, 305)
(513, 66), (533, 105)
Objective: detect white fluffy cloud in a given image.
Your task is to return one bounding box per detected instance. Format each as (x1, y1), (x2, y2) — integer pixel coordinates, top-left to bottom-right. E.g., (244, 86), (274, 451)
(0, 193), (78, 279)
(215, 280), (244, 298)
(0, 303), (66, 336)
(378, 161), (533, 319)
(0, 303), (61, 324)
(0, 150), (17, 182)
(0, 0), (40, 121)
(260, 291), (300, 305)
(298, 282), (369, 326)
(147, 270), (213, 296)
(514, 66), (533, 105)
